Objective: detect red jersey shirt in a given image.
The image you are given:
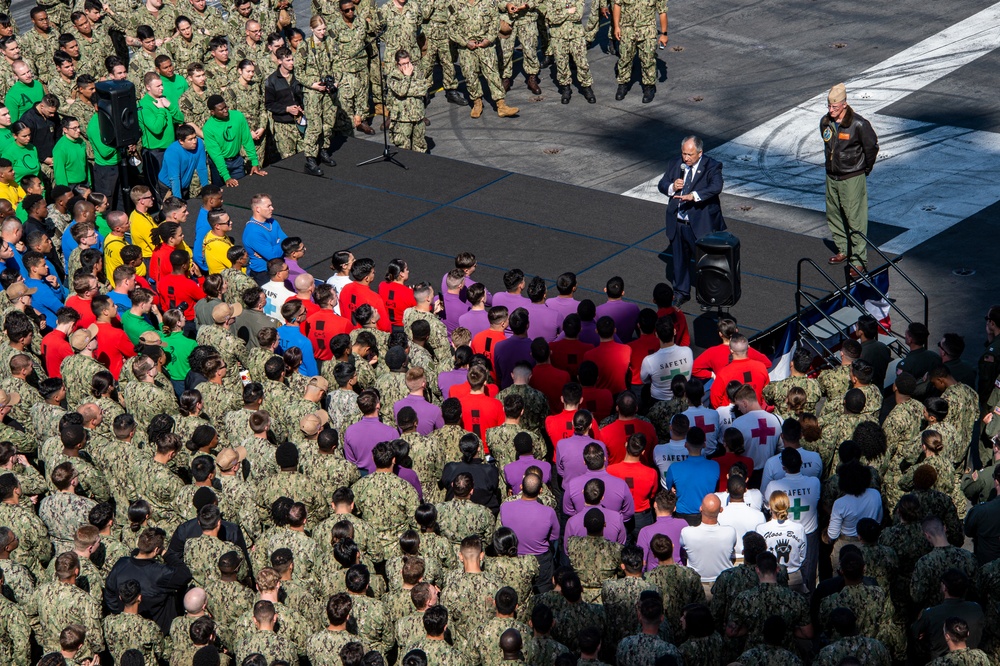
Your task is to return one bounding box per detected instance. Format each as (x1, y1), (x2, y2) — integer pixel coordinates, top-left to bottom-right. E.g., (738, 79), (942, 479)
(157, 274), (206, 321)
(288, 296), (322, 334)
(713, 452), (755, 491)
(378, 281), (417, 328)
(304, 309), (353, 361)
(449, 381), (499, 401)
(692, 342), (773, 380)
(148, 243), (175, 286)
(607, 460), (659, 513)
(581, 386), (613, 423)
(627, 333), (661, 387)
(64, 295), (97, 328)
(459, 392), (505, 449)
(529, 362), (571, 415)
(545, 410), (602, 452)
(94, 321), (136, 379)
(339, 282), (391, 332)
(599, 417), (658, 466)
(40, 329), (73, 378)
(656, 306), (691, 347)
(710, 358), (771, 407)
(583, 340), (632, 394)
(550, 338), (594, 380)
(471, 329), (507, 380)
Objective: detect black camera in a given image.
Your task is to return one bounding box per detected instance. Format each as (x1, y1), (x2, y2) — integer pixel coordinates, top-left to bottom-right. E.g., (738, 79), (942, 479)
(321, 75), (338, 93)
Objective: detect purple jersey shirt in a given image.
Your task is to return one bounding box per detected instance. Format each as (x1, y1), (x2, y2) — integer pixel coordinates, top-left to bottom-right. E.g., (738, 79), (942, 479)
(637, 515), (690, 570)
(441, 291), (470, 334)
(492, 292), (531, 314)
(596, 300), (641, 342)
(458, 309), (490, 338)
(440, 274), (490, 306)
(523, 301), (561, 342)
(564, 507), (627, 550)
(393, 394), (444, 436)
(504, 455), (552, 493)
(343, 417), (399, 473)
(563, 470), (635, 520)
(493, 336), (535, 389)
(546, 297), (579, 326)
(499, 498), (560, 555)
(555, 435), (608, 483)
(438, 368), (468, 400)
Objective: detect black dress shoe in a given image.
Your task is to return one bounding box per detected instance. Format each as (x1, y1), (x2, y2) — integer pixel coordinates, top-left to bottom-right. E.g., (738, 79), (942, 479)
(615, 83), (628, 100)
(445, 90), (466, 105)
(319, 150), (337, 166)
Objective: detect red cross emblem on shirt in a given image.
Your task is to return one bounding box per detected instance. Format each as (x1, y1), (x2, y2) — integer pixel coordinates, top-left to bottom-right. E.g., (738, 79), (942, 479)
(693, 415), (715, 434)
(750, 418), (775, 445)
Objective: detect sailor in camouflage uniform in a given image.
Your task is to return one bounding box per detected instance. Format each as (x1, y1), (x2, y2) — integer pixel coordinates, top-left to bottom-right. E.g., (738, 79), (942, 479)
(102, 579), (166, 664)
(234, 599), (301, 663)
(23, 552), (105, 655)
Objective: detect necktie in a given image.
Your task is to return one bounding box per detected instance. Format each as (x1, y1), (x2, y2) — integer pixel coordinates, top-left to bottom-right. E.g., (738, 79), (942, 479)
(682, 166), (692, 194)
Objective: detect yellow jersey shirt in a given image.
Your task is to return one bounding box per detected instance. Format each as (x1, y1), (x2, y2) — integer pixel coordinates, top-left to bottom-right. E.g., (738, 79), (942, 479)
(203, 233), (235, 275)
(129, 209), (158, 259)
(0, 181), (25, 206)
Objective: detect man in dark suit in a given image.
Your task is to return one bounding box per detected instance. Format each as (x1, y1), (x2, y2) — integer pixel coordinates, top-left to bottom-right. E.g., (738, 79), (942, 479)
(657, 136), (726, 307)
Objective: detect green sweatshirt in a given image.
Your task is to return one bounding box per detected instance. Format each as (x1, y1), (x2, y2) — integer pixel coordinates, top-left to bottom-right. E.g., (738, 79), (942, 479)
(52, 135), (90, 186)
(138, 93), (184, 150)
(202, 109), (258, 180)
(160, 74), (189, 107)
(87, 114), (119, 166)
(4, 80), (44, 122)
(4, 141), (40, 182)
(0, 128), (12, 156)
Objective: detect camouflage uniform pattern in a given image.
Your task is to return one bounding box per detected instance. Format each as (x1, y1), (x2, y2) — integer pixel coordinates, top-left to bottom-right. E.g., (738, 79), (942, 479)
(612, 0), (665, 86)
(0, 503), (51, 577)
(306, 628), (365, 666)
(196, 381), (244, 425)
(601, 576), (656, 644)
(204, 577), (256, 646)
(403, 429), (446, 503)
(727, 582), (809, 650)
(421, 0), (458, 90)
(130, 457), (185, 533)
(496, 384), (548, 434)
(448, 0), (506, 101)
(737, 645), (803, 666)
(943, 382), (979, 452)
(221, 268), (258, 305)
(24, 580), (105, 654)
(376, 371), (410, 426)
(763, 375), (822, 420)
(197, 324), (250, 371)
(485, 424), (546, 469)
(234, 629), (299, 664)
(327, 389), (364, 434)
(436, 498), (496, 544)
(297, 34), (339, 155)
(550, 600), (604, 653)
(910, 545), (978, 609)
(38, 492), (98, 553)
(645, 563), (706, 640)
(0, 594), (30, 666)
(387, 62), (429, 152)
(348, 592), (395, 655)
(473, 616), (534, 666)
(566, 535), (620, 603)
(60, 354), (105, 408)
(528, 635), (571, 666)
(818, 583), (892, 639)
(484, 554), (539, 615)
(813, 635), (891, 666)
(225, 78), (268, 164)
(103, 611), (166, 665)
(432, 424), (469, 464)
(543, 0), (593, 87)
(928, 649), (993, 666)
(439, 570), (504, 648)
(257, 469), (330, 525)
(0, 559), (36, 603)
(409, 637), (470, 665)
(120, 381), (180, 432)
(353, 470), (421, 558)
(678, 633), (723, 666)
(329, 10), (375, 121)
(183, 533), (235, 587)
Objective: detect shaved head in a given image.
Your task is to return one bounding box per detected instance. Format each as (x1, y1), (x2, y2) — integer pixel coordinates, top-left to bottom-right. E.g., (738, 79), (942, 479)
(184, 587), (207, 613)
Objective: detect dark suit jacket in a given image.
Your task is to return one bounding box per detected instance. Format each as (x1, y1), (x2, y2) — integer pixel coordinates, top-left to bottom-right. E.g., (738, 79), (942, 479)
(104, 556), (193, 635)
(657, 154), (726, 241)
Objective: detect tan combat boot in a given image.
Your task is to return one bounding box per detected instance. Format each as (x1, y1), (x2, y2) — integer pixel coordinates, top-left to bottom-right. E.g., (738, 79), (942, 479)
(470, 98), (483, 118)
(497, 99), (519, 117)
(373, 103), (386, 117)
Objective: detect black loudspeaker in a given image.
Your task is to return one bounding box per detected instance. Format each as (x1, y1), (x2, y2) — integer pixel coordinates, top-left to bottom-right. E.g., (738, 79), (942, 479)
(95, 80), (141, 149)
(695, 231), (741, 307)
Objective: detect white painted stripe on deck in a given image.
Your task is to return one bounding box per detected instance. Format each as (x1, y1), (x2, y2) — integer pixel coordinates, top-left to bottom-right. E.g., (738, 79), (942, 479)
(624, 1), (1000, 254)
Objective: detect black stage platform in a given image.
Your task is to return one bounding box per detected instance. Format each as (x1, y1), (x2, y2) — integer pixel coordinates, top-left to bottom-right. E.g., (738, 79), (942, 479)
(218, 139), (901, 350)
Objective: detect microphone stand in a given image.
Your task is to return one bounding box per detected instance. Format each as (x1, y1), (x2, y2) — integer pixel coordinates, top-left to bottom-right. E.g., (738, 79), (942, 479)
(357, 36), (407, 169)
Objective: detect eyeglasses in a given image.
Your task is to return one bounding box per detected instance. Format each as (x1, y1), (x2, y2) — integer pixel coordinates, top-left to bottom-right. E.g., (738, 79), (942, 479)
(140, 195), (153, 201)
